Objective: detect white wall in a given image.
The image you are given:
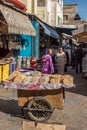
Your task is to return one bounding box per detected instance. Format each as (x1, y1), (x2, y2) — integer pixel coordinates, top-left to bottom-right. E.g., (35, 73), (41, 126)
(22, 0), (63, 27)
(46, 0), (63, 26)
(57, 0), (63, 26)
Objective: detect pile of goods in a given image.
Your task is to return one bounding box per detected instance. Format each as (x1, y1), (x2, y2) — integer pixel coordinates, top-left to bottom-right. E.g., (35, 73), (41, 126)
(6, 70), (74, 85)
(17, 56), (37, 69)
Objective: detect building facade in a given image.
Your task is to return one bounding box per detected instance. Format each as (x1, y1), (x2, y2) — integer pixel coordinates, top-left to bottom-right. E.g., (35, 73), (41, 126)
(19, 0), (63, 27)
(63, 4), (77, 25)
(63, 4), (83, 26)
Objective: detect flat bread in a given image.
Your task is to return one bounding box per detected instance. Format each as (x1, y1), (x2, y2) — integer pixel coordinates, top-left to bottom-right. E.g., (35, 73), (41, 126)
(14, 74), (26, 82)
(62, 75), (74, 85)
(7, 71), (20, 81)
(39, 76), (50, 83)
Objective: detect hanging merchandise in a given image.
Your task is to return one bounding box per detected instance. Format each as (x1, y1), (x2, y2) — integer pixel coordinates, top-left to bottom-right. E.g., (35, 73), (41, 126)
(26, 57), (31, 68)
(17, 56), (22, 68)
(22, 57), (27, 68)
(8, 40), (15, 50)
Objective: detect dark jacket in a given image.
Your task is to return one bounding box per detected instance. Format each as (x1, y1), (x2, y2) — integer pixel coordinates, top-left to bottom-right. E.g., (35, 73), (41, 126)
(74, 47), (84, 62)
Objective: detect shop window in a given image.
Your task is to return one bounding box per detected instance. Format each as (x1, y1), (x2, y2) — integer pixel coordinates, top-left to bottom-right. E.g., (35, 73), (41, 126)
(63, 15), (68, 21)
(37, 0), (45, 7)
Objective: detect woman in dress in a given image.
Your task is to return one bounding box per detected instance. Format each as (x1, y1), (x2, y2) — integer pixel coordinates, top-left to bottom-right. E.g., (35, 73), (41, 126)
(55, 47), (66, 74)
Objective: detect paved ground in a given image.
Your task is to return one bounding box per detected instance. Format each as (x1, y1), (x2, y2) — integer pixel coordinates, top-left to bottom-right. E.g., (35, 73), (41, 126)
(0, 55), (87, 130)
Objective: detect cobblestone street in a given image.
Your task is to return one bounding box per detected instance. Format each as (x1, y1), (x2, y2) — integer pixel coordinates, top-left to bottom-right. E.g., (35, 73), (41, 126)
(0, 56), (87, 130)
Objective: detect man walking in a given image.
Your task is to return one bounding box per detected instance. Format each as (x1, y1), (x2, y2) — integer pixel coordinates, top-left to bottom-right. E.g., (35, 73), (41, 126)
(74, 45), (84, 74)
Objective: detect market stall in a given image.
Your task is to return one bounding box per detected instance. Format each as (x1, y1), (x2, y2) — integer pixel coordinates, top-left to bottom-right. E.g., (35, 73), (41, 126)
(34, 17), (60, 57)
(0, 1), (36, 82)
(3, 70), (75, 122)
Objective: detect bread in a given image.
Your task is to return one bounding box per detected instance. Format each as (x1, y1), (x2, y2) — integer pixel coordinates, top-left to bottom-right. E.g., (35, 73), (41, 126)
(7, 71), (20, 81)
(50, 74), (62, 83)
(23, 76), (32, 83)
(39, 76), (50, 83)
(62, 75), (74, 85)
(31, 76), (40, 83)
(51, 74), (61, 78)
(32, 71), (41, 77)
(14, 74), (26, 82)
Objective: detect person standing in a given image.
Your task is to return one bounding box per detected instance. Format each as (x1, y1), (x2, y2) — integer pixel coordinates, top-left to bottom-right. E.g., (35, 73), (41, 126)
(40, 43), (46, 56)
(41, 48), (54, 74)
(74, 45), (84, 74)
(55, 47), (67, 74)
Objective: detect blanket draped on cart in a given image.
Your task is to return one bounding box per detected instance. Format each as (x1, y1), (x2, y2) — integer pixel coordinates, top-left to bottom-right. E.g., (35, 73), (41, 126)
(3, 82), (76, 90)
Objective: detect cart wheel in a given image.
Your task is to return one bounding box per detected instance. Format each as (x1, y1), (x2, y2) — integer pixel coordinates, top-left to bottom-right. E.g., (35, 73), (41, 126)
(27, 96), (54, 122)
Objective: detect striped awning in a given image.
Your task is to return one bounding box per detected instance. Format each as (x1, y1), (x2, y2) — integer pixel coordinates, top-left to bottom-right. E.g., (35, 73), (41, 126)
(0, 3), (36, 35)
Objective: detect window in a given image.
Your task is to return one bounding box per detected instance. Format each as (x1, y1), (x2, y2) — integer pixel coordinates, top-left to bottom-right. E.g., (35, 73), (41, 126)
(63, 15), (68, 21)
(37, 0), (45, 7)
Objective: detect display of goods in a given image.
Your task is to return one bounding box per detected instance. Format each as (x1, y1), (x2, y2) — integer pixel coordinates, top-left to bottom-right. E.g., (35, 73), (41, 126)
(17, 56), (22, 68)
(39, 75), (50, 83)
(0, 64), (9, 82)
(50, 74), (63, 83)
(32, 71), (41, 77)
(26, 58), (31, 68)
(14, 74), (26, 83)
(51, 74), (62, 78)
(62, 75), (74, 85)
(6, 69), (74, 86)
(7, 70), (20, 81)
(23, 76), (33, 84)
(31, 76), (40, 83)
(22, 57), (27, 68)
(30, 57), (37, 68)
(42, 74), (52, 77)
(10, 62), (16, 74)
(18, 56), (22, 59)
(17, 60), (22, 68)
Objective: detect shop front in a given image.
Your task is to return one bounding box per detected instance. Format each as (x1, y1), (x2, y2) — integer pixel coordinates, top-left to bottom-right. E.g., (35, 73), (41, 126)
(35, 17), (60, 57)
(0, 1), (36, 82)
(19, 21), (39, 59)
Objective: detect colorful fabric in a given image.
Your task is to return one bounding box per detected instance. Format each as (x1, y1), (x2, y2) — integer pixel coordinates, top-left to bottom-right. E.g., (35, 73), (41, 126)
(41, 54), (54, 74)
(3, 82), (75, 90)
(30, 57), (37, 68)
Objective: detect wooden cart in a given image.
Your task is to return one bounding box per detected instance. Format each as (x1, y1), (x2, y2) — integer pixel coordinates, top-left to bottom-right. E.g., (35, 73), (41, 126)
(17, 87), (65, 122)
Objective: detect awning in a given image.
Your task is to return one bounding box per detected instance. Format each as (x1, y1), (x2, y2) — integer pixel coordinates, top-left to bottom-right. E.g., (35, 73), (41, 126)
(37, 19), (60, 39)
(0, 3), (36, 35)
(4, 0), (26, 11)
(56, 26), (76, 35)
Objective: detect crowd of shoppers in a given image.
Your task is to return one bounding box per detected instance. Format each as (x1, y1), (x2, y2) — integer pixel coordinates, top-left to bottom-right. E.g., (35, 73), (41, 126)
(41, 44), (84, 75)
(41, 47), (67, 74)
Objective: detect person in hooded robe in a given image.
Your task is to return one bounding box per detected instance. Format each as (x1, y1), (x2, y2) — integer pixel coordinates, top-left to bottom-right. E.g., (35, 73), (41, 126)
(41, 48), (54, 74)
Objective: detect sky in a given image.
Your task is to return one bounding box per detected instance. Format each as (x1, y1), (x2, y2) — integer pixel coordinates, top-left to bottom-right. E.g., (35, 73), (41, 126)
(64, 0), (87, 20)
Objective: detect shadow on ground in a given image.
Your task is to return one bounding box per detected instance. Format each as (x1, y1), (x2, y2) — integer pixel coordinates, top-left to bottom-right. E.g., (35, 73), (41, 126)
(0, 98), (32, 121)
(66, 66), (87, 97)
(0, 99), (22, 116)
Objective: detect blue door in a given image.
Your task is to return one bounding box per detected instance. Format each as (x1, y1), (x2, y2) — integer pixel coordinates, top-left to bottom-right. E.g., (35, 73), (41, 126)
(32, 21), (39, 58)
(19, 35), (32, 57)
